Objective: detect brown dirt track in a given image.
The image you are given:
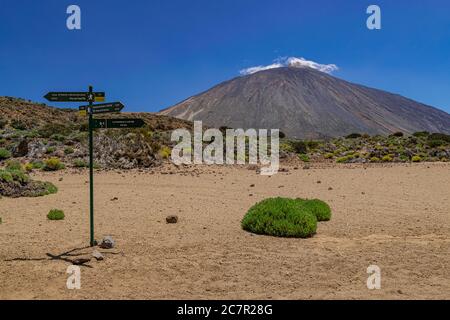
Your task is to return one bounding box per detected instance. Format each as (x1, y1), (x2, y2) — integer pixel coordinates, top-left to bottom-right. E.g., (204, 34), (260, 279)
(0, 163), (449, 299)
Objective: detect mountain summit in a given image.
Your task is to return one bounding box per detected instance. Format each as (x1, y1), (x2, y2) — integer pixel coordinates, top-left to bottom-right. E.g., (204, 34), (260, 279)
(159, 67), (450, 139)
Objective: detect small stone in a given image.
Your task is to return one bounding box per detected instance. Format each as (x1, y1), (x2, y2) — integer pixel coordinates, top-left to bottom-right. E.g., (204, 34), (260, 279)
(92, 250), (104, 261)
(317, 180), (321, 184)
(99, 236), (115, 249)
(166, 215), (178, 224)
(58, 177), (63, 182)
(110, 197), (118, 201)
(250, 184), (255, 187)
(328, 187), (333, 190)
(303, 165), (310, 170)
(72, 258), (91, 265)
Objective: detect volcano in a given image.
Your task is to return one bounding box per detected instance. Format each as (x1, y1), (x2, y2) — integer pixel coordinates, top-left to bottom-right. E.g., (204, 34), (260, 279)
(159, 67), (450, 139)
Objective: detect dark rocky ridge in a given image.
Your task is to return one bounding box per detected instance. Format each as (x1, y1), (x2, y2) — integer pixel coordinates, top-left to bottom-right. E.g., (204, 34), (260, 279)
(160, 67), (450, 139)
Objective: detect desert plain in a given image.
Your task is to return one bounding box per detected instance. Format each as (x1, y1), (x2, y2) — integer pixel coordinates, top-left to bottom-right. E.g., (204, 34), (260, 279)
(0, 162), (449, 299)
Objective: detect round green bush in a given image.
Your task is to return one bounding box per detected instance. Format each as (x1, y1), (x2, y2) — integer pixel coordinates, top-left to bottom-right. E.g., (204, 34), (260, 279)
(241, 197), (317, 238)
(47, 209), (65, 220)
(295, 199), (332, 221)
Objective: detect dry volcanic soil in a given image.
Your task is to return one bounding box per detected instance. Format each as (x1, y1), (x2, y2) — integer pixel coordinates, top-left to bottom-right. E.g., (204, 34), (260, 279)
(0, 163), (449, 299)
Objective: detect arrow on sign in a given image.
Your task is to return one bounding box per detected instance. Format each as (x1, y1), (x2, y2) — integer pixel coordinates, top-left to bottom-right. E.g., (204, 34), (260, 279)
(79, 102), (124, 114)
(93, 118), (145, 129)
(44, 92), (105, 102)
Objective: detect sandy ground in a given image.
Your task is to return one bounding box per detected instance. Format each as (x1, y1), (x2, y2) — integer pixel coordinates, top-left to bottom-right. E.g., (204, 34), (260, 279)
(0, 163), (449, 300)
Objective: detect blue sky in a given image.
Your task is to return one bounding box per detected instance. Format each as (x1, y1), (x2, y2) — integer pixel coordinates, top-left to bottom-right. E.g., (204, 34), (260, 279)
(0, 0), (449, 113)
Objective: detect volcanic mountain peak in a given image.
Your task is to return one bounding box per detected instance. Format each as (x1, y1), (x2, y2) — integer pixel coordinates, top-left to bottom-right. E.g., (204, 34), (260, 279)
(160, 67), (450, 139)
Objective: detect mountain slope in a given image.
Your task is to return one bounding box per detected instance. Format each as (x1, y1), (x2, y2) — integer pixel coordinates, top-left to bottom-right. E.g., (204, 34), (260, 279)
(160, 67), (450, 139)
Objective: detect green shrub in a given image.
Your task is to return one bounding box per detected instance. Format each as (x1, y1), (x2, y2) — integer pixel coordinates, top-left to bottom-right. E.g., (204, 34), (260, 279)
(295, 199), (332, 221)
(306, 140), (320, 150)
(43, 157), (65, 171)
(8, 169), (30, 184)
(37, 123), (71, 138)
(289, 140), (307, 154)
(324, 153), (334, 159)
(73, 159), (88, 168)
(0, 170), (13, 183)
(11, 119), (27, 130)
(298, 154), (310, 162)
(30, 160), (44, 170)
(382, 155), (393, 162)
(24, 163), (34, 172)
(50, 134), (66, 142)
(370, 157), (380, 163)
(5, 160), (22, 171)
(0, 148), (11, 160)
(47, 209), (65, 220)
(346, 133), (362, 139)
(336, 155), (353, 163)
(45, 146), (56, 154)
(413, 131), (429, 138)
(241, 197), (317, 238)
(427, 140), (444, 148)
(64, 147), (74, 154)
(0, 117), (7, 129)
(428, 133), (450, 143)
(411, 155), (422, 162)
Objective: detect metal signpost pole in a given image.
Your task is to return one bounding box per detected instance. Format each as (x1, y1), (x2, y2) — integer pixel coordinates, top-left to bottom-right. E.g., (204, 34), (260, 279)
(88, 85), (95, 247)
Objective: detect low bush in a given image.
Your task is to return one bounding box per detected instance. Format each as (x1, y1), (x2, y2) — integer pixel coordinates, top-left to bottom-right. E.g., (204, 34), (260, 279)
(241, 197), (317, 238)
(390, 132), (404, 137)
(298, 154), (310, 162)
(427, 140), (444, 148)
(382, 155), (393, 162)
(413, 131), (429, 138)
(37, 123), (71, 138)
(158, 146), (171, 159)
(64, 147), (74, 155)
(47, 209), (65, 220)
(11, 119), (27, 130)
(289, 140), (307, 154)
(0, 148), (11, 160)
(428, 133), (450, 143)
(43, 157), (65, 171)
(73, 159), (88, 167)
(45, 146), (56, 154)
(5, 160), (22, 171)
(370, 157), (380, 162)
(411, 155), (422, 162)
(30, 160), (44, 170)
(0, 117), (7, 129)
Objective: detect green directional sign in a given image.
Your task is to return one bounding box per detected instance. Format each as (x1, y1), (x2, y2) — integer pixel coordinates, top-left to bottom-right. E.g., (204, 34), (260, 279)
(44, 91), (105, 102)
(79, 102), (124, 114)
(93, 118), (145, 129)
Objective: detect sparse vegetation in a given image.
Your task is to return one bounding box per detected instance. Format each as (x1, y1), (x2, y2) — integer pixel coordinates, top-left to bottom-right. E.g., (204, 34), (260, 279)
(0, 164), (57, 198)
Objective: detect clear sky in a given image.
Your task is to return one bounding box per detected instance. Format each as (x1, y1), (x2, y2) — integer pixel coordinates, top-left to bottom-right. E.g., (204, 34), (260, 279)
(0, 0), (449, 113)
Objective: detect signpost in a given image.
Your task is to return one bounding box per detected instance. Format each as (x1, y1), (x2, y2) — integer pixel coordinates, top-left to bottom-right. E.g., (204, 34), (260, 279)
(79, 102), (124, 114)
(44, 92), (105, 102)
(44, 87), (144, 246)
